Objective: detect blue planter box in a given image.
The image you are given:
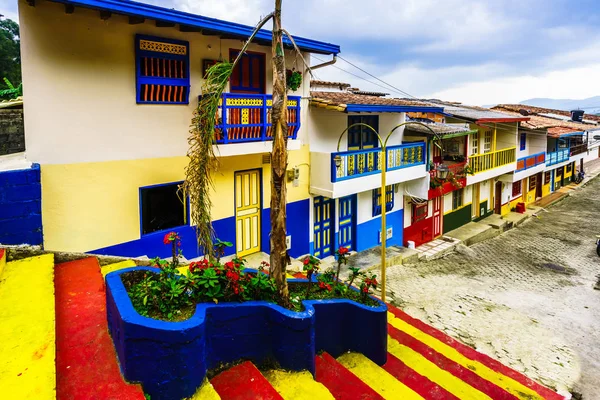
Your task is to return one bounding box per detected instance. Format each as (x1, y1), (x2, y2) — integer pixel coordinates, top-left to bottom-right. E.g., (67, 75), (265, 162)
(106, 267), (387, 400)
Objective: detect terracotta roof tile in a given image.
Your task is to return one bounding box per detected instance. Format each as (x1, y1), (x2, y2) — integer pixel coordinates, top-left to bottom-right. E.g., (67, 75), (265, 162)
(310, 91), (434, 108)
(310, 80), (351, 88)
(497, 103), (600, 123)
(492, 106), (598, 137)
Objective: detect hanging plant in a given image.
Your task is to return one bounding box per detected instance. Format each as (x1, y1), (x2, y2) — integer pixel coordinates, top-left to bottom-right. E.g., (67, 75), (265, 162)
(286, 69), (302, 91)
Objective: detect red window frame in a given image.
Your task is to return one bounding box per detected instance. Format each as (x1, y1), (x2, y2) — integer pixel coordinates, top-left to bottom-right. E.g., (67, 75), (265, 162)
(512, 180), (522, 197)
(229, 49), (266, 94)
(411, 202), (428, 224)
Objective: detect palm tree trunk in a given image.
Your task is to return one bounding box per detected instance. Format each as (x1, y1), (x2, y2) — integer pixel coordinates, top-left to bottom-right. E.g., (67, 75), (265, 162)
(270, 0), (289, 304)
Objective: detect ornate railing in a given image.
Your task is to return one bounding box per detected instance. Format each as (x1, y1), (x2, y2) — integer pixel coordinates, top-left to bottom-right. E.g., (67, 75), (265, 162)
(546, 148), (569, 166)
(468, 147), (516, 174)
(429, 161), (467, 179)
(330, 142), (426, 182)
(206, 93), (301, 144)
(516, 152), (545, 172)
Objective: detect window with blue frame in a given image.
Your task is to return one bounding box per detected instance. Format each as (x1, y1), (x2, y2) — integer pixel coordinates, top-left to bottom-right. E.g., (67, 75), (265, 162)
(135, 35), (190, 104)
(229, 50), (266, 94)
(372, 185), (394, 216)
(140, 182), (187, 235)
(348, 115), (379, 150)
(520, 132), (526, 151)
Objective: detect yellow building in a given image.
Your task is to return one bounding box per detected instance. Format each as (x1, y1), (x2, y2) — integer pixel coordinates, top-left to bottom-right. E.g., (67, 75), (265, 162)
(19, 0), (339, 259)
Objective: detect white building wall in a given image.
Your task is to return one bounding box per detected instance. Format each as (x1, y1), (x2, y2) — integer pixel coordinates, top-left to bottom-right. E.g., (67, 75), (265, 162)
(19, 0), (311, 165)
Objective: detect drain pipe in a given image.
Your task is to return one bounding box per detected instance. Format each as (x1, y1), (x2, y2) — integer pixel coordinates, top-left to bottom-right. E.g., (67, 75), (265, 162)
(311, 55), (337, 70)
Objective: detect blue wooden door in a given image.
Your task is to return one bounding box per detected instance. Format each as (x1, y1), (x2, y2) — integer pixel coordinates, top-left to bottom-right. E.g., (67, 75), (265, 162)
(338, 195), (356, 250)
(313, 196), (334, 258)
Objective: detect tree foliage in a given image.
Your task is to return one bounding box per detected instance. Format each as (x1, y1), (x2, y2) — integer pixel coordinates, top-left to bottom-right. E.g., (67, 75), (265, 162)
(0, 18), (21, 91)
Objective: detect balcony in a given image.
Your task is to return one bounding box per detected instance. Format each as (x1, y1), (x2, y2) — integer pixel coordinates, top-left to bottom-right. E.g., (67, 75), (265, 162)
(202, 93), (300, 141)
(546, 149), (569, 166)
(310, 142), (428, 199)
(516, 152), (545, 172)
(428, 161), (467, 199)
(466, 147), (516, 185)
(569, 143), (588, 157)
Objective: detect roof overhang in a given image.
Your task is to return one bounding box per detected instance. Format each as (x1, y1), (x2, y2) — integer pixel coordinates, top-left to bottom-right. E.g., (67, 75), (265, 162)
(559, 131), (585, 138)
(345, 104), (444, 114)
(475, 117), (530, 123)
(47, 0), (340, 55)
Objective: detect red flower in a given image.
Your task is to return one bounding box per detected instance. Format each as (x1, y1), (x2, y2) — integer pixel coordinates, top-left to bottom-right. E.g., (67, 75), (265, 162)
(163, 232), (180, 245)
(362, 286), (369, 293)
(338, 247), (349, 255)
(225, 261), (234, 270)
(303, 258), (310, 265)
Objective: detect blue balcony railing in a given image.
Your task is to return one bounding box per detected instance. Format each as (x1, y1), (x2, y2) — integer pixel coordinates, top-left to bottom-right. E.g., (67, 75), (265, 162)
(330, 142), (426, 183)
(204, 93), (301, 144)
(516, 151), (546, 172)
(546, 148), (569, 166)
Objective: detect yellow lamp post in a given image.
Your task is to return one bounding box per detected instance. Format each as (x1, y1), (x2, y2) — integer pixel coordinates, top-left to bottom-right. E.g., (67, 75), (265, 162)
(334, 121), (438, 302)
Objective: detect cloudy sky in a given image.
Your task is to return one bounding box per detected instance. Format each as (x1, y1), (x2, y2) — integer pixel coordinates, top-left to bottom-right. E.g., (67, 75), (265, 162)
(3, 0), (600, 105)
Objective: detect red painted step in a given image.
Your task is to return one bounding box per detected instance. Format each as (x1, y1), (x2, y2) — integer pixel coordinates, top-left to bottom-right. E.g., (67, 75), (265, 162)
(316, 352), (384, 400)
(55, 257), (145, 400)
(211, 361), (283, 400)
(387, 325), (517, 399)
(382, 352), (460, 400)
(387, 304), (563, 400)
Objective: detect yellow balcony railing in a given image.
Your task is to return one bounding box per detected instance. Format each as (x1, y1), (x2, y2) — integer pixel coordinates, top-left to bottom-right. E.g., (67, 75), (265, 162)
(468, 147), (516, 174)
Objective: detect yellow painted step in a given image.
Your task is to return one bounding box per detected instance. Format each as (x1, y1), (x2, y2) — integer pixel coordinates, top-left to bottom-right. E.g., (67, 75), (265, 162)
(263, 369), (335, 400)
(387, 312), (544, 400)
(387, 335), (491, 399)
(187, 378), (221, 400)
(101, 260), (137, 277)
(0, 254), (56, 400)
(337, 352), (424, 400)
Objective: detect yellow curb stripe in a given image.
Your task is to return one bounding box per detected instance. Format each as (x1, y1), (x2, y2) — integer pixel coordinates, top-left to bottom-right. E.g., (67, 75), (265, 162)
(263, 369), (335, 400)
(188, 378), (221, 400)
(387, 312), (544, 400)
(388, 335), (492, 400)
(101, 260), (137, 277)
(337, 352), (425, 400)
(0, 254), (56, 400)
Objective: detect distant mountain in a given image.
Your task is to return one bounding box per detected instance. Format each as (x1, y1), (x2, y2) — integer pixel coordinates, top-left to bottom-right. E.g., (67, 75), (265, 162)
(518, 96), (600, 115)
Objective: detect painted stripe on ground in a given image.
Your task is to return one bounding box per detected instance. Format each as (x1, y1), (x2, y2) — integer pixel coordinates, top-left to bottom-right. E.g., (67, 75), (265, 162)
(387, 335), (491, 399)
(388, 306), (563, 400)
(388, 311), (548, 400)
(382, 352), (461, 400)
(388, 324), (519, 400)
(55, 257), (144, 400)
(0, 254), (56, 400)
(211, 361), (283, 400)
(316, 352), (385, 400)
(188, 378), (221, 400)
(337, 352), (425, 400)
(100, 260), (137, 277)
(263, 369), (335, 400)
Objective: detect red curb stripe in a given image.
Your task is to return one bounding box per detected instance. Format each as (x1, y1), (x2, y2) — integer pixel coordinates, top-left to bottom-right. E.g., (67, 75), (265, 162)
(211, 361), (283, 400)
(382, 352), (461, 400)
(387, 304), (563, 400)
(316, 352), (385, 400)
(388, 324), (518, 400)
(55, 257), (145, 400)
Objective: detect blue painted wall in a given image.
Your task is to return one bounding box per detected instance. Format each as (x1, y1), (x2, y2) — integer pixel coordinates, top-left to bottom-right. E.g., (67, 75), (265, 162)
(92, 199), (310, 260)
(0, 164), (43, 246)
(355, 209), (404, 252)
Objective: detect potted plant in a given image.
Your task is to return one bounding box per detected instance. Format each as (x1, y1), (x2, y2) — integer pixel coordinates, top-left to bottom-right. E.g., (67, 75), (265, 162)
(106, 240), (387, 400)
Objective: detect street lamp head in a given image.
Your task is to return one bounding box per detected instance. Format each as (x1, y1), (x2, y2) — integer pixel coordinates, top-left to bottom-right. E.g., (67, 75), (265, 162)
(334, 154), (342, 169)
(437, 164), (449, 180)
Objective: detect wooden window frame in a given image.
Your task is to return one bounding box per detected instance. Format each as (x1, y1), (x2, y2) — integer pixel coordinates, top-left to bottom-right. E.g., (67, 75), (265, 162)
(229, 49), (266, 94)
(544, 171), (551, 185)
(529, 175), (537, 191)
(348, 115), (380, 150)
(411, 201), (428, 224)
(483, 130), (492, 153)
(512, 180), (522, 197)
(135, 35), (190, 105)
(520, 132), (526, 151)
(452, 189), (463, 210)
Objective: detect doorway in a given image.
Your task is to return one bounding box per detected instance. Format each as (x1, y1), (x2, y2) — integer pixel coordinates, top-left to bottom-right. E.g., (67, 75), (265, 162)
(313, 196), (334, 258)
(234, 169), (261, 257)
(494, 181), (502, 214)
(338, 195), (356, 250)
(432, 197), (443, 237)
(472, 183), (480, 219)
(535, 172), (543, 199)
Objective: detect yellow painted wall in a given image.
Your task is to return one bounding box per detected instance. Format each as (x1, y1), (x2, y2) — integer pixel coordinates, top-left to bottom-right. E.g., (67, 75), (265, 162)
(42, 147), (310, 253)
(524, 189), (536, 204)
(542, 183), (551, 198)
(564, 165), (573, 179)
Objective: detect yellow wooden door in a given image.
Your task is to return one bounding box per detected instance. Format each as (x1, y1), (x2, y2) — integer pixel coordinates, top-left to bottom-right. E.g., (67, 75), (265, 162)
(235, 170), (261, 257)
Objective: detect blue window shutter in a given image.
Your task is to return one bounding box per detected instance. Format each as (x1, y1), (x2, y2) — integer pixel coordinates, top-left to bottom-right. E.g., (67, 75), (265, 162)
(520, 133), (526, 151)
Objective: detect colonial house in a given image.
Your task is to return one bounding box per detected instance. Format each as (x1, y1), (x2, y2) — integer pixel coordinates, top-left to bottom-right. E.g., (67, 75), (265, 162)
(308, 83), (443, 256)
(18, 0), (339, 259)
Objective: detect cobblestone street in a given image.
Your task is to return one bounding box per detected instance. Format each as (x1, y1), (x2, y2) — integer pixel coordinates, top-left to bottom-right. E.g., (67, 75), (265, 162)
(385, 175), (600, 398)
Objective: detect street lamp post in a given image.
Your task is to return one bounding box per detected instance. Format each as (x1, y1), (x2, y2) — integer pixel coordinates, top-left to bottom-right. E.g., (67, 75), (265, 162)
(334, 121), (439, 303)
